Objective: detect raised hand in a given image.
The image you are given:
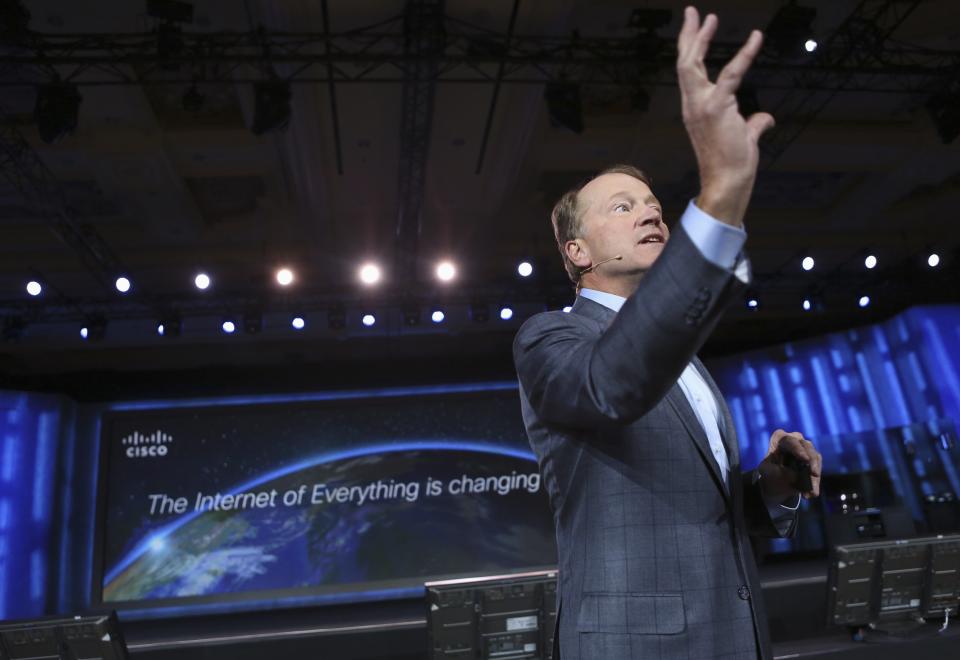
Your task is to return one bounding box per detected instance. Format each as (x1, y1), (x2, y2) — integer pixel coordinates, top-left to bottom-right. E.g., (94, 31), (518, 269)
(758, 429), (823, 502)
(676, 6), (775, 227)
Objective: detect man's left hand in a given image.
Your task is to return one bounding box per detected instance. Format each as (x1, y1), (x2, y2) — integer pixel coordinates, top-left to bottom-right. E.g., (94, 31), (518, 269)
(757, 429), (822, 502)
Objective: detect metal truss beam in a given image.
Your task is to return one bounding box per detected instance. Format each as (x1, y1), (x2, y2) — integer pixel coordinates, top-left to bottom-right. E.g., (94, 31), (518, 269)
(0, 18), (955, 94)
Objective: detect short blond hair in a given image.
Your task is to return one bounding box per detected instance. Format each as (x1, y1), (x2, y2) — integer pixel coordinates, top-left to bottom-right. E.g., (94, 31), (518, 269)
(550, 164), (653, 284)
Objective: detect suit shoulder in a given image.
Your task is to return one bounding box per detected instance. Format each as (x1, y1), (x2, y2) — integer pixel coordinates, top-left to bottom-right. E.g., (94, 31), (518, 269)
(514, 309), (592, 353)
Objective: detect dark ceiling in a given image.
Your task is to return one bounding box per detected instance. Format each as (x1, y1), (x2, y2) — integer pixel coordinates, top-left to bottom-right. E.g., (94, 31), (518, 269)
(1, 0), (958, 398)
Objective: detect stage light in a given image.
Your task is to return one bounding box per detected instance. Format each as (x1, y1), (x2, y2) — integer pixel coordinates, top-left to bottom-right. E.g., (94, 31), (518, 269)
(251, 80), (292, 135)
(34, 82), (82, 144)
(81, 315), (106, 341)
(436, 261), (456, 282)
(276, 267), (294, 286)
(221, 320), (236, 334)
(362, 313), (376, 327)
(359, 263), (382, 286)
(858, 295), (870, 308)
(801, 256), (815, 271)
(765, 3), (817, 59)
(544, 81), (584, 134)
(26, 280), (42, 296)
(804, 39), (818, 52)
(802, 298), (812, 311)
(291, 316), (305, 330)
(115, 276), (131, 293)
(864, 254), (877, 269)
(328, 304), (346, 329)
(747, 298), (759, 309)
(158, 315), (181, 338)
(194, 272), (211, 290)
(499, 306), (514, 321)
(927, 253), (940, 268)
(243, 312), (262, 335)
(402, 306), (421, 326)
(517, 261), (533, 277)
(563, 306), (572, 313)
(470, 302), (489, 323)
(431, 309), (445, 323)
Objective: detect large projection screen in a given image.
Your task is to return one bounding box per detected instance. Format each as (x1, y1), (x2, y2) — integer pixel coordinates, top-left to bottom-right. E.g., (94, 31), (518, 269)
(92, 385), (557, 612)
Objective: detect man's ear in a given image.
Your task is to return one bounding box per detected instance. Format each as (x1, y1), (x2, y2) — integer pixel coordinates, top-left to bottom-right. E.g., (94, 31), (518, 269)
(565, 239), (591, 270)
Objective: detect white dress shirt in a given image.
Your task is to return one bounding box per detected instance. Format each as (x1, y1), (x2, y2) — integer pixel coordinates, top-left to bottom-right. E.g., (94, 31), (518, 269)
(579, 200), (800, 515)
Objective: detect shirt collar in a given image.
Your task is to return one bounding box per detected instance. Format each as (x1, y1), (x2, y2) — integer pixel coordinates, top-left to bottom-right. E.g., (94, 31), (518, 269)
(578, 288), (626, 313)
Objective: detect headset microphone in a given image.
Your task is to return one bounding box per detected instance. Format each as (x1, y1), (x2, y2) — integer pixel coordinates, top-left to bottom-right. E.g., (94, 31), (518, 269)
(579, 254), (623, 277)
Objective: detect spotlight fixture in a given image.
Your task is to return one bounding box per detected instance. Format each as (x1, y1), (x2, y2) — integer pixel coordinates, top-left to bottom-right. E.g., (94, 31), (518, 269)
(544, 81), (584, 134)
(747, 297), (759, 309)
(34, 82), (82, 144)
(361, 313), (376, 327)
(804, 39), (818, 52)
(115, 276), (131, 293)
(858, 295), (871, 308)
(470, 302), (489, 323)
(194, 272), (211, 290)
(328, 304), (346, 329)
(864, 254), (877, 269)
(402, 305), (421, 326)
(499, 306), (514, 321)
(82, 315), (107, 342)
(221, 319), (236, 334)
(802, 298), (812, 311)
(243, 312), (263, 335)
(431, 309), (445, 323)
(251, 80), (292, 135)
(765, 3), (817, 59)
(291, 316), (305, 330)
(801, 256), (815, 271)
(927, 253), (941, 268)
(26, 280), (42, 296)
(157, 315), (181, 338)
(276, 267), (294, 286)
(436, 261), (456, 282)
(562, 306), (572, 313)
(517, 261), (533, 278)
(359, 263), (382, 286)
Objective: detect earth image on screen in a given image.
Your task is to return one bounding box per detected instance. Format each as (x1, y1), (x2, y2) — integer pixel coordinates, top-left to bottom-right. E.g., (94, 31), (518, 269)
(103, 442), (556, 602)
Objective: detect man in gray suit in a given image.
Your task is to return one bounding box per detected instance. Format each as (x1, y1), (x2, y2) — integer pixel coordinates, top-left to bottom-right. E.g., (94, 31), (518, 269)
(513, 7), (823, 660)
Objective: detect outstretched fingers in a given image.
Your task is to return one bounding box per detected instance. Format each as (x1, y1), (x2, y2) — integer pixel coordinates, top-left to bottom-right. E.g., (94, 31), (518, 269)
(716, 29), (764, 96)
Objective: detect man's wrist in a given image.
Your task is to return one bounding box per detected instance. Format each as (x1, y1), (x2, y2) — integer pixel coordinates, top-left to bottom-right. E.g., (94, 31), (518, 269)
(696, 177), (754, 228)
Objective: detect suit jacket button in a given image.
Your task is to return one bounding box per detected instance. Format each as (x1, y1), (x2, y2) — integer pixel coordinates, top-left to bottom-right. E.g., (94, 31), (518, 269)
(738, 585), (751, 600)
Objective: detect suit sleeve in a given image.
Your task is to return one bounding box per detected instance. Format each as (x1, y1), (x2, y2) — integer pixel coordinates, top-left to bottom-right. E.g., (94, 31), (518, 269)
(513, 223), (747, 429)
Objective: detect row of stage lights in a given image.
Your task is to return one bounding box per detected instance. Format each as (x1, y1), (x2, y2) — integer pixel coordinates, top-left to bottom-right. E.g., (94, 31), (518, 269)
(22, 260), (540, 299)
(21, 249), (944, 300)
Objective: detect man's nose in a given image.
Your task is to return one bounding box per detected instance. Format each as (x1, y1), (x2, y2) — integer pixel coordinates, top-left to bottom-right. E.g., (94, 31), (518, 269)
(638, 213), (661, 227)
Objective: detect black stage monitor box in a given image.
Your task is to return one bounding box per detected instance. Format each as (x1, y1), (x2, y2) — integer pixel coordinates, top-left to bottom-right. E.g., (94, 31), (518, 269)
(827, 534), (960, 628)
(426, 570), (557, 660)
(0, 612), (128, 660)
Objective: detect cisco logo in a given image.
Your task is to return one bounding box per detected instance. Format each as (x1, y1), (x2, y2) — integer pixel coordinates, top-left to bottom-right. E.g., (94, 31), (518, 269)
(122, 430), (173, 458)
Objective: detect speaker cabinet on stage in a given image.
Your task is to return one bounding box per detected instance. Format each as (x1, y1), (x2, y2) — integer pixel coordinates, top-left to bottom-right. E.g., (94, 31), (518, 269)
(426, 570), (557, 660)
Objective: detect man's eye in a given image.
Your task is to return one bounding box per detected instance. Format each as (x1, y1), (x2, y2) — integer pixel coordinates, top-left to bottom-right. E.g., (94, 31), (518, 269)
(614, 203), (630, 213)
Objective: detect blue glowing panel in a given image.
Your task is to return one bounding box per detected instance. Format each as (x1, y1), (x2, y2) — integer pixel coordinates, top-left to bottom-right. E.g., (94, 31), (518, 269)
(0, 392), (66, 620)
(709, 305), (960, 473)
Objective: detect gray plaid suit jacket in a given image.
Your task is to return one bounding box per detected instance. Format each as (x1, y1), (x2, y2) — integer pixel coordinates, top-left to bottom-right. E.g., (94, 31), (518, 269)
(513, 225), (797, 660)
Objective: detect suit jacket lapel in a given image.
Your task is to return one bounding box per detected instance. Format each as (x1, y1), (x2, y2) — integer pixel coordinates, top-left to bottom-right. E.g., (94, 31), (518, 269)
(573, 295), (731, 502)
(691, 356), (740, 470)
(663, 384), (731, 503)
